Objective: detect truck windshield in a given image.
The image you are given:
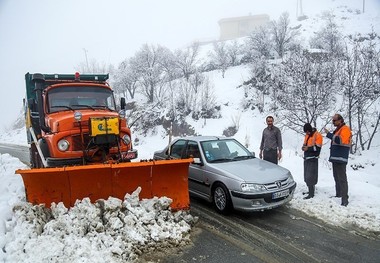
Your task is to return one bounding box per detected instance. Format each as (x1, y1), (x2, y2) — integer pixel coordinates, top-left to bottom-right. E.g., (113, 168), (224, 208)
(47, 86), (116, 113)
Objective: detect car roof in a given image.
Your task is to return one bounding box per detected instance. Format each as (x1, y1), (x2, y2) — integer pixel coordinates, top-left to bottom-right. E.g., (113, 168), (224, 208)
(176, 136), (230, 143)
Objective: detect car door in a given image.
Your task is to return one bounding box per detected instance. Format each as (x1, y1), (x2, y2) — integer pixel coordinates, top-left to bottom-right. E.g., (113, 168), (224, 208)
(166, 139), (187, 159)
(184, 140), (210, 199)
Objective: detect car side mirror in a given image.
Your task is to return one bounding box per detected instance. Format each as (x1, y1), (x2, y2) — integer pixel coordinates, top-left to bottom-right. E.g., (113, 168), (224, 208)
(192, 157), (203, 165)
(251, 151), (255, 158)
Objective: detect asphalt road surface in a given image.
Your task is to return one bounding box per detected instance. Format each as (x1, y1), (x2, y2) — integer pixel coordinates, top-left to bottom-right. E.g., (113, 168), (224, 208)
(164, 197), (380, 263)
(0, 143), (30, 165)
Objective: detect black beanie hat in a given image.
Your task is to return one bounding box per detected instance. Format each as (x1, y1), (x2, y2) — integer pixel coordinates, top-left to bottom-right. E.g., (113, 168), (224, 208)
(303, 123), (313, 133)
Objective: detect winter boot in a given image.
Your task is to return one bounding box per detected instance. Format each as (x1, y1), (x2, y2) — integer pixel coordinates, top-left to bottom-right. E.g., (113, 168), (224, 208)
(335, 185), (341, 197)
(303, 185), (315, 199)
(341, 196), (349, 206)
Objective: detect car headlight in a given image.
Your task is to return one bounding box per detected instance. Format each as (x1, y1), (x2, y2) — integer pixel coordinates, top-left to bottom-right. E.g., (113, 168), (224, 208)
(287, 172), (295, 184)
(241, 183), (266, 192)
(58, 139), (70, 152)
(122, 134), (131, 145)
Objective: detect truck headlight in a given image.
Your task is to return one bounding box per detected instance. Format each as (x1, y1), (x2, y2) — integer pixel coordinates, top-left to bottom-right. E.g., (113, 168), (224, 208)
(119, 110), (126, 119)
(74, 111), (82, 121)
(58, 139), (70, 151)
(241, 183), (266, 192)
(122, 134), (131, 145)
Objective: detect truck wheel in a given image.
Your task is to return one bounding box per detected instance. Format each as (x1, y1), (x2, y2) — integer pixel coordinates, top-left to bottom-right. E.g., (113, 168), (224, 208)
(30, 145), (43, 168)
(212, 183), (232, 214)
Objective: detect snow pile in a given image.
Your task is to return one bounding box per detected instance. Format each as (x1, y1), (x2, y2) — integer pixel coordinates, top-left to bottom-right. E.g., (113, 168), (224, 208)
(3, 187), (196, 263)
(0, 154), (26, 234)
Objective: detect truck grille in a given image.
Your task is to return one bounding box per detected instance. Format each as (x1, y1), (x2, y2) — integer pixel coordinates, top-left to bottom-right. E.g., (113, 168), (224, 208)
(72, 134), (91, 151)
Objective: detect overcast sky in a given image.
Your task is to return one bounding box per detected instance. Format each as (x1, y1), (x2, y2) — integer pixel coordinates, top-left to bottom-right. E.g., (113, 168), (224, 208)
(0, 0), (377, 129)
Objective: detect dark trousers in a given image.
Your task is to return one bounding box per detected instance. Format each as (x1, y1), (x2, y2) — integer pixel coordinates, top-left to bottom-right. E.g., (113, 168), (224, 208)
(332, 162), (348, 201)
(263, 149), (278, 164)
(304, 158), (318, 186)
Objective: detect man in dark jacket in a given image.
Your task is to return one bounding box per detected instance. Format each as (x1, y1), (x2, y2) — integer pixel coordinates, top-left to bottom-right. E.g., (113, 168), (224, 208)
(324, 114), (352, 206)
(259, 116), (282, 164)
(302, 123), (323, 199)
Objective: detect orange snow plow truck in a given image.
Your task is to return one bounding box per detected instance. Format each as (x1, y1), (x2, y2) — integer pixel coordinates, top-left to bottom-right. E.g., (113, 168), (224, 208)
(16, 72), (191, 210)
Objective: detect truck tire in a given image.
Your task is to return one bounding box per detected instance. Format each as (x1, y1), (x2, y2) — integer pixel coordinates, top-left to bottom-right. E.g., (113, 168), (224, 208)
(30, 144), (43, 168)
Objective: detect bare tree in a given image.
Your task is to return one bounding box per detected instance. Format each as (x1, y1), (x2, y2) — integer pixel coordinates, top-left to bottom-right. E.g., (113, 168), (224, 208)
(113, 59), (139, 100)
(338, 36), (380, 152)
(174, 79), (194, 115)
(130, 44), (171, 103)
(170, 71), (218, 123)
(270, 50), (339, 133)
(209, 41), (230, 78)
(226, 40), (241, 66)
(367, 41), (380, 150)
(271, 12), (300, 58)
(241, 57), (272, 112)
(309, 11), (344, 57)
(188, 70), (205, 94)
(199, 77), (218, 124)
(159, 47), (180, 82)
(156, 47), (181, 107)
(174, 42), (200, 81)
(367, 111), (380, 150)
(245, 25), (273, 60)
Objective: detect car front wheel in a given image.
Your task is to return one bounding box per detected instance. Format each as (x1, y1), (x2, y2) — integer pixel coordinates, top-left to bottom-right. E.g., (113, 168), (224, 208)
(213, 183), (232, 214)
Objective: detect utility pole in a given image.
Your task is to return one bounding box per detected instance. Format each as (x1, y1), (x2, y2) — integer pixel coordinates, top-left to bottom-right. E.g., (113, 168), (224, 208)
(83, 48), (89, 72)
(363, 0), (365, 13)
(296, 0), (307, 21)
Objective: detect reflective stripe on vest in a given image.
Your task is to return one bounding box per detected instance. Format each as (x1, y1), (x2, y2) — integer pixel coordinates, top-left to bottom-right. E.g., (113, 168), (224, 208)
(305, 156), (318, 160)
(330, 156), (349, 162)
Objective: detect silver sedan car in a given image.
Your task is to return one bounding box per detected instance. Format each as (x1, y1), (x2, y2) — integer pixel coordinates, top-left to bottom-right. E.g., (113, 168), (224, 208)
(153, 136), (296, 214)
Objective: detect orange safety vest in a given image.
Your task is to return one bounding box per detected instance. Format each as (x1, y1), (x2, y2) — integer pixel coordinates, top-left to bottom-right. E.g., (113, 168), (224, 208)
(328, 124), (352, 163)
(303, 131), (323, 148)
(303, 130), (323, 160)
(332, 125), (352, 147)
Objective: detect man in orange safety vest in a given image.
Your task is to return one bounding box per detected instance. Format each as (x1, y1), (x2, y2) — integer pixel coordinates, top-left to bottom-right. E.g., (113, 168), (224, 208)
(324, 114), (352, 206)
(302, 123), (323, 199)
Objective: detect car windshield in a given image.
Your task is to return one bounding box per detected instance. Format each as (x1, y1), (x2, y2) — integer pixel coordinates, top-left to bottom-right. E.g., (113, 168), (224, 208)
(200, 139), (253, 163)
(47, 86), (116, 113)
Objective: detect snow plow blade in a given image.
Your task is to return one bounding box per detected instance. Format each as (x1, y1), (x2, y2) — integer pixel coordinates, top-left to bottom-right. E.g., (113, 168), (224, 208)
(15, 159), (192, 210)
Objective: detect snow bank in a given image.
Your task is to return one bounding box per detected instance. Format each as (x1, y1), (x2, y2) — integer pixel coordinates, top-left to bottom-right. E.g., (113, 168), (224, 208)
(3, 187), (196, 263)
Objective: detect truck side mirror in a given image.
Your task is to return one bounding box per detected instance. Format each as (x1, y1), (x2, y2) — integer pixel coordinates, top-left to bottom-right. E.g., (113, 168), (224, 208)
(28, 98), (36, 112)
(120, 97), (126, 110)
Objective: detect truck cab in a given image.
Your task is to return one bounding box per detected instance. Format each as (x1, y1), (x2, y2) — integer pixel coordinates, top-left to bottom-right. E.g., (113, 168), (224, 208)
(25, 72), (137, 168)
